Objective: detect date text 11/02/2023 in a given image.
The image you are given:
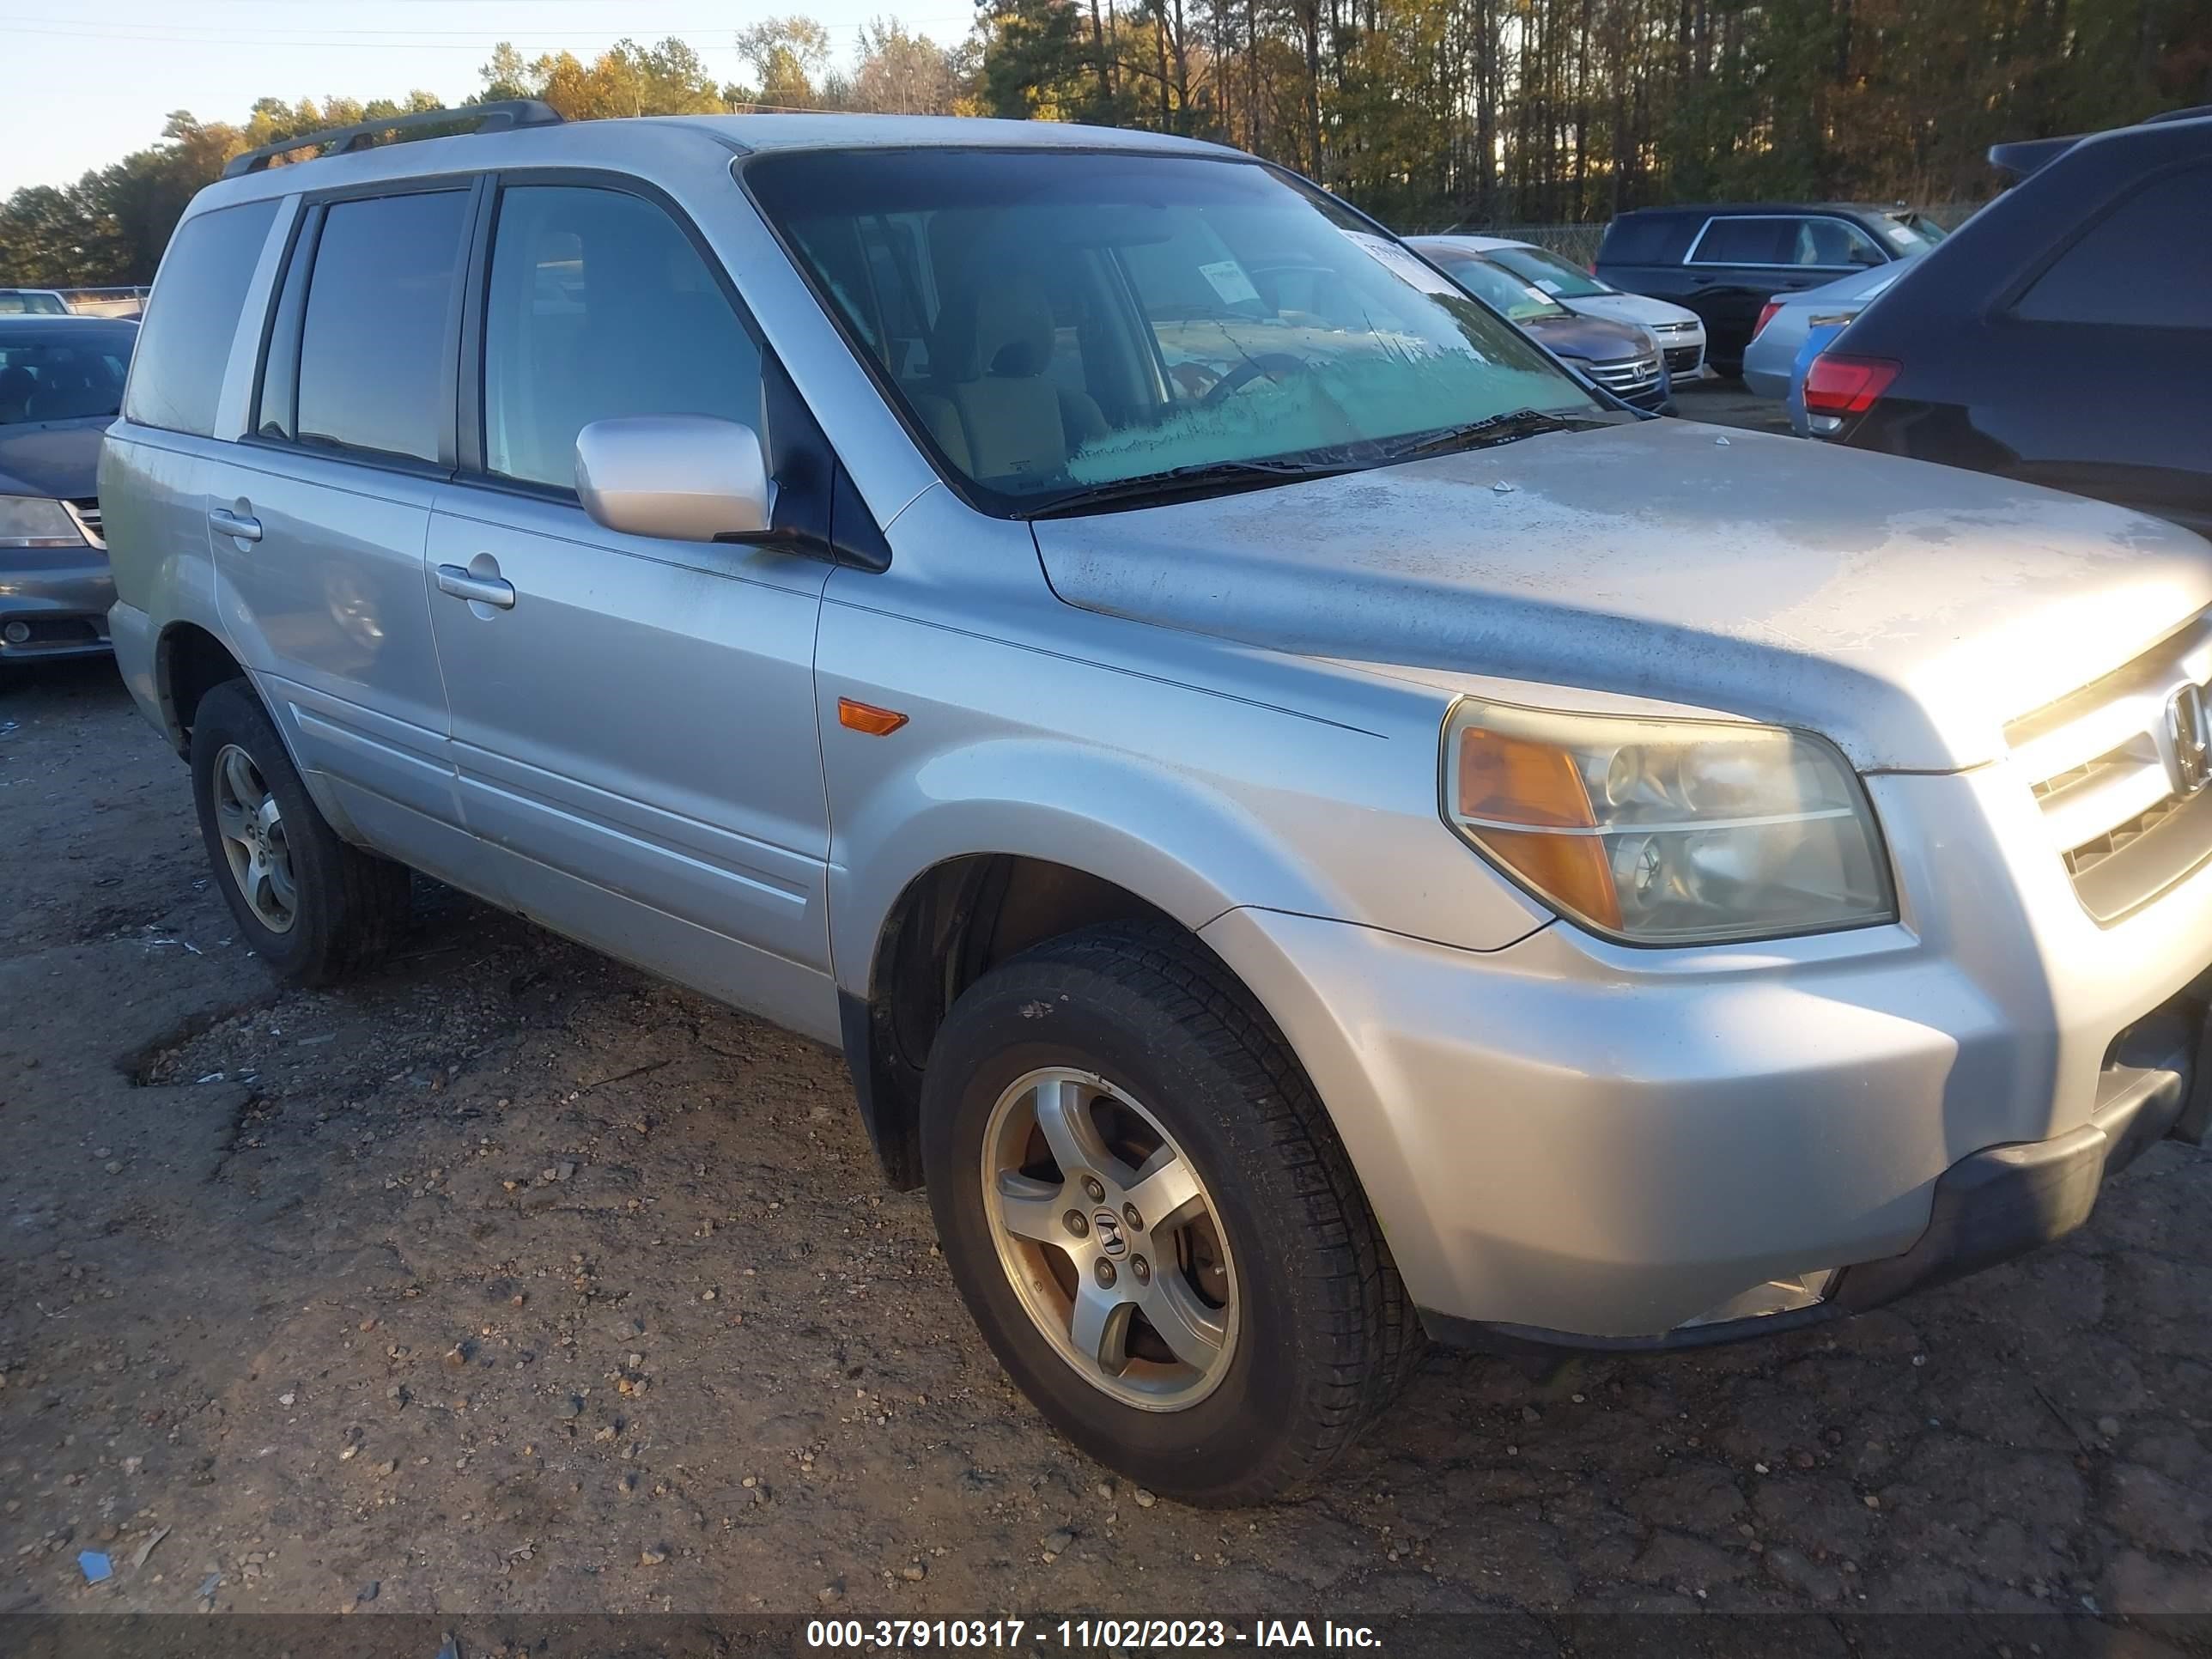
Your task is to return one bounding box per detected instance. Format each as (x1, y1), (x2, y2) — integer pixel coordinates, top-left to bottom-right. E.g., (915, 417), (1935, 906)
(805, 1619), (1385, 1649)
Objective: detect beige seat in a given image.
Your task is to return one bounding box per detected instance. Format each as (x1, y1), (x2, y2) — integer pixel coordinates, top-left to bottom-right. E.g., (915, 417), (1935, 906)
(918, 272), (1107, 484)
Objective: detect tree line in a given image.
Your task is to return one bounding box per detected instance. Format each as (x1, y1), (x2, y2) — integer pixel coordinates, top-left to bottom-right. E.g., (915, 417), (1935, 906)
(5, 0), (2207, 288)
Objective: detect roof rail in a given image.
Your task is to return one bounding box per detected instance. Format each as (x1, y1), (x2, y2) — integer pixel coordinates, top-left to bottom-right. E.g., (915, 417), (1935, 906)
(222, 100), (563, 179)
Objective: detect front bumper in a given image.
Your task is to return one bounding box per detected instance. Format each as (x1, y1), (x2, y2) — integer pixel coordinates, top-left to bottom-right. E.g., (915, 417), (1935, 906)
(1, 546), (113, 662)
(1200, 764), (2212, 1343)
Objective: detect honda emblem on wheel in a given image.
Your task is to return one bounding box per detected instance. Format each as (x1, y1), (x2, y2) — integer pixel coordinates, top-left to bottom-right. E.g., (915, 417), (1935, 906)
(1093, 1212), (1127, 1255)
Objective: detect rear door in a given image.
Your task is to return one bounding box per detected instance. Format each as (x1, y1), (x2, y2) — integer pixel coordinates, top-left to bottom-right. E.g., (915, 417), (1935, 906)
(209, 181), (479, 880)
(424, 176), (837, 1038)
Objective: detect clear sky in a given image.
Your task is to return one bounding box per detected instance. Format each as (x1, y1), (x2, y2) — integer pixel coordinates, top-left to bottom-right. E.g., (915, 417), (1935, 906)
(1, 1), (978, 195)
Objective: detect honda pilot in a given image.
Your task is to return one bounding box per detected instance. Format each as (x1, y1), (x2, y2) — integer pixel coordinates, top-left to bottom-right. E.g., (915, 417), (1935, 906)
(102, 105), (2212, 1504)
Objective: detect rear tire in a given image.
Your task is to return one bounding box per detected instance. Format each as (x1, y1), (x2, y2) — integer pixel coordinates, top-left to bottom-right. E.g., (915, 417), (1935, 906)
(189, 678), (410, 986)
(921, 921), (1419, 1504)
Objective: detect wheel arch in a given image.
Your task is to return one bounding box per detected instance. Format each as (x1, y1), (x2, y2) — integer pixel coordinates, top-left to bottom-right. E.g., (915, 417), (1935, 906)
(155, 620), (250, 757)
(841, 849), (1202, 1188)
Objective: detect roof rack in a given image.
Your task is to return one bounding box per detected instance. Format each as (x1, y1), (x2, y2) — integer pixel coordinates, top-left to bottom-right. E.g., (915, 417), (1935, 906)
(222, 100), (563, 179)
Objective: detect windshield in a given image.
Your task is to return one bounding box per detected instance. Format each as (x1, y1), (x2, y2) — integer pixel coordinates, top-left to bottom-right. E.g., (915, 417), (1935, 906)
(1879, 213), (1945, 253)
(1485, 243), (1614, 300)
(1413, 246), (1573, 322)
(745, 149), (1600, 513)
(0, 330), (135, 424)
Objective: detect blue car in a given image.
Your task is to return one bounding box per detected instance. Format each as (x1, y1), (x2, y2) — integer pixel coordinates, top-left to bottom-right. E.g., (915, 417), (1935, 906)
(1784, 318), (1850, 438)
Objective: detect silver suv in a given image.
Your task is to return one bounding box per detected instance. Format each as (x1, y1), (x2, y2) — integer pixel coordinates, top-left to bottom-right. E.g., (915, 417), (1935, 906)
(103, 106), (2212, 1504)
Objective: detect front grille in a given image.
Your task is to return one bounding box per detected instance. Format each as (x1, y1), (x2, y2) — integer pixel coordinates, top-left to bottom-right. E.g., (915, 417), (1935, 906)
(2010, 615), (2212, 921)
(1586, 353), (1662, 398)
(1652, 320), (1698, 336)
(66, 497), (103, 549)
(1663, 344), (1704, 374)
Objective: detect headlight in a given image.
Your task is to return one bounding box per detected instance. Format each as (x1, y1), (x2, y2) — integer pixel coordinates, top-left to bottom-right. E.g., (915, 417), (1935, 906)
(0, 495), (85, 549)
(1441, 698), (1895, 945)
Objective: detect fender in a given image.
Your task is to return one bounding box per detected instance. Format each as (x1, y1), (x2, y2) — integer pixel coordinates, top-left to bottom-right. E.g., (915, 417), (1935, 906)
(829, 736), (1333, 998)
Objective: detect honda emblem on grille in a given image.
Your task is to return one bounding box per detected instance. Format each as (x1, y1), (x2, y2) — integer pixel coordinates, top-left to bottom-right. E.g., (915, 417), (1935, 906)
(2166, 684), (2210, 796)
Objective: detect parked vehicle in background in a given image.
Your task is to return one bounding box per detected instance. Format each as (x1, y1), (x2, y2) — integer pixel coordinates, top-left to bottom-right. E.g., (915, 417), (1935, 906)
(1408, 237), (1672, 410)
(57, 287), (151, 319)
(1595, 204), (1943, 374)
(104, 106), (2212, 1504)
(1414, 234), (1705, 378)
(1818, 108), (2212, 536)
(1741, 262), (1912, 400)
(0, 289), (72, 316)
(0, 314), (134, 670)
(1784, 316), (1852, 439)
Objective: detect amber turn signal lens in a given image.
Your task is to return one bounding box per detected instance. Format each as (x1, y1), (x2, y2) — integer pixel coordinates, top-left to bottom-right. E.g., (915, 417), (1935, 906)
(1451, 727), (1620, 927)
(1455, 727), (1597, 829)
(837, 697), (908, 737)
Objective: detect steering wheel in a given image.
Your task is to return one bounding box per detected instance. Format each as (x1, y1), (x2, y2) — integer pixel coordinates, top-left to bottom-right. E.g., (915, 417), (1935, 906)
(1199, 352), (1311, 406)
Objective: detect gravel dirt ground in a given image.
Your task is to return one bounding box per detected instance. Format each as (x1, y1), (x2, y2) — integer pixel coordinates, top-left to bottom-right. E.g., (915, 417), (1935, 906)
(2, 599), (2209, 1636)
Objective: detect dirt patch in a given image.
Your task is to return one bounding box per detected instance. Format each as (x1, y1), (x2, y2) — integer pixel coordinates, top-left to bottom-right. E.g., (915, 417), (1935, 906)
(2, 661), (2209, 1624)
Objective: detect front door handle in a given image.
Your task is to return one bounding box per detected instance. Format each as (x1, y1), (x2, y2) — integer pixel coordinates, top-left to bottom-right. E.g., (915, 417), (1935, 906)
(435, 562), (516, 610)
(209, 507), (262, 543)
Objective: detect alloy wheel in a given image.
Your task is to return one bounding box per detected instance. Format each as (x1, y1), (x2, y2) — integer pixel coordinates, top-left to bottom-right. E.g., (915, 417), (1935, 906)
(980, 1067), (1239, 1411)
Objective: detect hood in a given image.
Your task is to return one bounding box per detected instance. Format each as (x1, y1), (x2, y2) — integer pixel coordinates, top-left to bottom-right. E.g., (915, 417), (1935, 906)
(1522, 312), (1652, 363)
(1032, 418), (2212, 772)
(1569, 292), (1698, 331)
(0, 419), (106, 500)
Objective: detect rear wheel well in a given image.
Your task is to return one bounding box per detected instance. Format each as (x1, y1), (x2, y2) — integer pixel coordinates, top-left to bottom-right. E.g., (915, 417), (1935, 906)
(847, 855), (1185, 1188)
(158, 624), (246, 755)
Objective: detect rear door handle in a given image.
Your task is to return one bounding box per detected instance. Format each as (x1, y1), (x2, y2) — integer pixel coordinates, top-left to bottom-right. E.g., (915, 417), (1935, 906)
(435, 563), (516, 609)
(209, 507), (262, 543)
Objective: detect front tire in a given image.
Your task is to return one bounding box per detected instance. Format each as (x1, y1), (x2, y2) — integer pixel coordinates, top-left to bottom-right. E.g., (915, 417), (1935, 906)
(921, 921), (1419, 1504)
(189, 678), (411, 986)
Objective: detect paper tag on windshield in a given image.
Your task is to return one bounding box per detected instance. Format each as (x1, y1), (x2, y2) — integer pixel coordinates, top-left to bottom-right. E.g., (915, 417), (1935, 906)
(1199, 260), (1261, 306)
(1534, 278), (1564, 295)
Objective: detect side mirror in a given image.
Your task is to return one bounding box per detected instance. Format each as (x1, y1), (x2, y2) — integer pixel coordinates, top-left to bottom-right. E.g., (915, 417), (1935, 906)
(574, 414), (771, 544)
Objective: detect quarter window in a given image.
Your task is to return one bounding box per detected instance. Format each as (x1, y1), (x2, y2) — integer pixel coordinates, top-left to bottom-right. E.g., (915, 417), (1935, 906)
(122, 198), (280, 436)
(480, 185), (763, 491)
(294, 191), (471, 463)
(2013, 167), (2212, 329)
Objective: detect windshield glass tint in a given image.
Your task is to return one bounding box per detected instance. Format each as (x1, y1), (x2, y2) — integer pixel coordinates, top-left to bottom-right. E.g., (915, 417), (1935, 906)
(1882, 214), (1945, 252)
(746, 149), (1595, 510)
(1487, 244), (1612, 299)
(1425, 249), (1574, 319)
(0, 332), (134, 424)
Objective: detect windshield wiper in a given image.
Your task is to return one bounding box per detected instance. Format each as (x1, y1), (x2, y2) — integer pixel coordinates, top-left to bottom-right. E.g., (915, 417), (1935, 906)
(1018, 455), (1365, 519)
(1388, 407), (1598, 462)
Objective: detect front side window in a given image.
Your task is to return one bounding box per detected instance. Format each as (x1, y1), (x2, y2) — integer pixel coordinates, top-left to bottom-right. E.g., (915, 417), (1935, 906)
(1792, 218), (1886, 267)
(123, 198), (279, 436)
(294, 191), (471, 463)
(481, 185), (764, 490)
(747, 149), (1600, 514)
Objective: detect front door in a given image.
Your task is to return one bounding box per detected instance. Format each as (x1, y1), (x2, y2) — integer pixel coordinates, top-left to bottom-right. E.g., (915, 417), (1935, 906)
(425, 179), (837, 1039)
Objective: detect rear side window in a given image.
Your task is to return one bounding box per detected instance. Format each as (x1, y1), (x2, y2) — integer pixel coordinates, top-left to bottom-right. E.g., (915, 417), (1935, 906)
(1688, 217), (1795, 265)
(2013, 166), (2212, 329)
(479, 185), (762, 490)
(294, 191), (471, 463)
(122, 198), (279, 436)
